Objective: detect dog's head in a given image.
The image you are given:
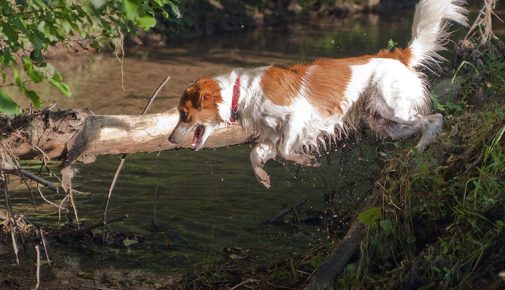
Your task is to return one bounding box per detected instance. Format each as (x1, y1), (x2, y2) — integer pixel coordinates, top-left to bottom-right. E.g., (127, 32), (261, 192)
(168, 79), (223, 150)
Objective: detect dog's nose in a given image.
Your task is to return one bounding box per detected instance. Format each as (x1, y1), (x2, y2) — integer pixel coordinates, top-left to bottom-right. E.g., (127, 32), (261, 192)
(168, 134), (175, 144)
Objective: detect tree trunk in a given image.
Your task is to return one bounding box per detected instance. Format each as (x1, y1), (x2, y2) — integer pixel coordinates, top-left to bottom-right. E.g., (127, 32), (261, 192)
(0, 108), (252, 168)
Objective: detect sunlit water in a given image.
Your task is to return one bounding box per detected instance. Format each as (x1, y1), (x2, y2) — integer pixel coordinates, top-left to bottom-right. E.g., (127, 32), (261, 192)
(9, 10), (505, 273)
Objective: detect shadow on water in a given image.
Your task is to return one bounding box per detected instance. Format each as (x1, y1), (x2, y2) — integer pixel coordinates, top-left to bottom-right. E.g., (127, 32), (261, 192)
(17, 134), (380, 273)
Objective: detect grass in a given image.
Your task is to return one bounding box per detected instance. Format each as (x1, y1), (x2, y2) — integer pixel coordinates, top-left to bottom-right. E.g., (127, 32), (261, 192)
(335, 40), (505, 290)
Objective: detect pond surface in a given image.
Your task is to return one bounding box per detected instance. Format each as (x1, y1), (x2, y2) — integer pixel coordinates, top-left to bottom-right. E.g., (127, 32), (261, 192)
(10, 10), (504, 274)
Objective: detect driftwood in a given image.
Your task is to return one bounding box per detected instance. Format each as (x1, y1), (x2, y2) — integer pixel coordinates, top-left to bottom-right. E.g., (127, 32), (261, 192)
(0, 108), (252, 167)
(303, 190), (380, 290)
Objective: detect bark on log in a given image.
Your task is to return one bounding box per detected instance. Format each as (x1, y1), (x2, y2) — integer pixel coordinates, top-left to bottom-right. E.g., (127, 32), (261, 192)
(0, 108), (252, 166)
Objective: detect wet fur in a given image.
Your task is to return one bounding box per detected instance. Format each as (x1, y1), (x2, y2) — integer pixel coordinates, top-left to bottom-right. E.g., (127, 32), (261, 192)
(169, 0), (467, 188)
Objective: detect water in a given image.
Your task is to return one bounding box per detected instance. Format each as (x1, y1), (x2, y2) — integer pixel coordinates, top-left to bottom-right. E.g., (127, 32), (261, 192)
(10, 10), (505, 273)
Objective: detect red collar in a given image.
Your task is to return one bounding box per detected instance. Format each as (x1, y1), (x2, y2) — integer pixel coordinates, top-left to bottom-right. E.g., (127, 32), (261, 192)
(230, 76), (240, 122)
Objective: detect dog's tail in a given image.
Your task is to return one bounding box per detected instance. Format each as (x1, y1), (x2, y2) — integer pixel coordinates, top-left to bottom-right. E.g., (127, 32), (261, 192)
(407, 0), (467, 69)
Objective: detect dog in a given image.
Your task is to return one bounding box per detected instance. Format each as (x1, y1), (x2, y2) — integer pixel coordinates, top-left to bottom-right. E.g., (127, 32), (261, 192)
(169, 0), (467, 188)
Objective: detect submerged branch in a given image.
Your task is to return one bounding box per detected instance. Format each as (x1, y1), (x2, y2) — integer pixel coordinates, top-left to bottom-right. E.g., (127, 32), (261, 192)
(55, 214), (129, 239)
(303, 191), (380, 290)
(4, 168), (58, 191)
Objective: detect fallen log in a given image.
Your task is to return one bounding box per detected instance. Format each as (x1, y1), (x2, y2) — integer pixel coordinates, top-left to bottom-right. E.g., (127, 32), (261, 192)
(302, 190), (380, 290)
(0, 108), (253, 166)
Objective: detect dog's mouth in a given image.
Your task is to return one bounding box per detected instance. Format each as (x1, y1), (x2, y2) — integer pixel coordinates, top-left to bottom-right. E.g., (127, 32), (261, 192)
(192, 125), (206, 150)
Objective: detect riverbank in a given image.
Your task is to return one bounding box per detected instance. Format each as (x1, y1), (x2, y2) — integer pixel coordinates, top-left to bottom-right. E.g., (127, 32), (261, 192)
(146, 0), (418, 42)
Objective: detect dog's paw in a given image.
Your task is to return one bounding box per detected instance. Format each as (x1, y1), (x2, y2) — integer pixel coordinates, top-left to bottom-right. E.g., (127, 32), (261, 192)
(254, 167), (271, 189)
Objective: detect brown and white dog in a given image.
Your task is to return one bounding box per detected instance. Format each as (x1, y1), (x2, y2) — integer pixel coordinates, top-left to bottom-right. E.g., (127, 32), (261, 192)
(169, 0), (467, 188)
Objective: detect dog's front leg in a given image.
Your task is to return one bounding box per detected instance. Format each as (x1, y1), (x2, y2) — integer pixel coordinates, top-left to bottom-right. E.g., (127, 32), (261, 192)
(278, 124), (320, 167)
(250, 140), (277, 189)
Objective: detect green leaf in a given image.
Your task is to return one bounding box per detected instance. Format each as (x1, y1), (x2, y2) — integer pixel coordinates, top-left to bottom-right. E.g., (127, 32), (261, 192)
(380, 219), (394, 234)
(387, 39), (398, 52)
(29, 33), (45, 51)
(30, 49), (44, 63)
(22, 57), (44, 83)
(25, 90), (41, 108)
(48, 72), (72, 97)
(0, 90), (20, 115)
(137, 15), (156, 30)
(358, 207), (381, 225)
(2, 24), (19, 43)
(12, 67), (21, 86)
(124, 0), (140, 21)
(14, 18), (28, 34)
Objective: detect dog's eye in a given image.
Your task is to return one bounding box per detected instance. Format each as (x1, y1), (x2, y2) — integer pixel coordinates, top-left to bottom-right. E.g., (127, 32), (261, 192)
(180, 111), (188, 120)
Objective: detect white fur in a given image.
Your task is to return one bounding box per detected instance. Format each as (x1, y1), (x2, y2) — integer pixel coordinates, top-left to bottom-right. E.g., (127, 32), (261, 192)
(208, 0), (467, 188)
(409, 0), (468, 69)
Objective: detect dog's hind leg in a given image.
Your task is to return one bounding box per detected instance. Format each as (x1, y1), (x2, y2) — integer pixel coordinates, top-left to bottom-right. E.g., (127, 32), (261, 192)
(380, 113), (443, 151)
(250, 140), (277, 188)
(413, 113), (443, 151)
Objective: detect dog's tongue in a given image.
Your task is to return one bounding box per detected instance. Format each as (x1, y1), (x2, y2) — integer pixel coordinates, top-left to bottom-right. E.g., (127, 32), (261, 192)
(191, 126), (203, 148)
(191, 133), (199, 148)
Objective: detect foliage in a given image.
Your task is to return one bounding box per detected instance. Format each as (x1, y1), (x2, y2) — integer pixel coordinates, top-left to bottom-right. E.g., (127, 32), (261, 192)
(0, 0), (178, 114)
(336, 44), (505, 289)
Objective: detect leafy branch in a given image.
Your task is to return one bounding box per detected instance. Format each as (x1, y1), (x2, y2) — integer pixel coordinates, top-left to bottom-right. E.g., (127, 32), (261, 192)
(0, 0), (179, 114)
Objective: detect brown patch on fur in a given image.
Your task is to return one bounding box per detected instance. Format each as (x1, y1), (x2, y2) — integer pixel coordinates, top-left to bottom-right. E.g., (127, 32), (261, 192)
(260, 65), (309, 106)
(375, 48), (412, 67)
(305, 56), (372, 115)
(179, 78), (223, 123)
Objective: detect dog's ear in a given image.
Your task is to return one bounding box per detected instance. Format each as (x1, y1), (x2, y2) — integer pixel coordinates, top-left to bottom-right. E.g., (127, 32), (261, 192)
(196, 79), (221, 110)
(182, 84), (203, 110)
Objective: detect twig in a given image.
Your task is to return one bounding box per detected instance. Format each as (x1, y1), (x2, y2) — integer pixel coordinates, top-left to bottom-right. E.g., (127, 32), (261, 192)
(102, 157), (126, 239)
(2, 171), (20, 265)
(102, 76), (170, 239)
(59, 214), (129, 239)
(39, 228), (51, 266)
(3, 168), (58, 191)
(60, 167), (80, 228)
(465, 0), (498, 44)
(229, 279), (259, 290)
(68, 183), (80, 229)
(35, 245), (41, 289)
(142, 76), (171, 115)
(37, 185), (65, 210)
(268, 199), (307, 224)
(11, 230), (20, 266)
(58, 194), (70, 222)
(114, 28), (126, 93)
